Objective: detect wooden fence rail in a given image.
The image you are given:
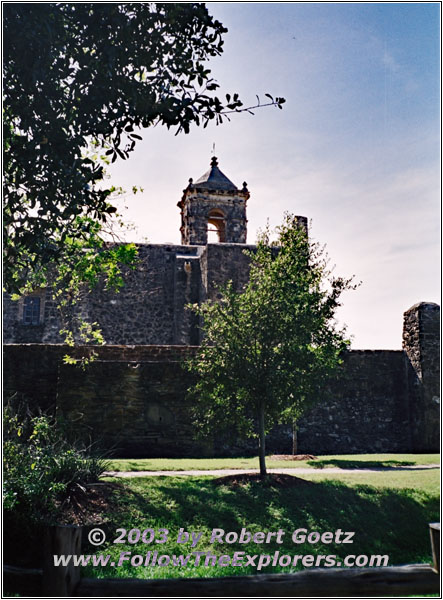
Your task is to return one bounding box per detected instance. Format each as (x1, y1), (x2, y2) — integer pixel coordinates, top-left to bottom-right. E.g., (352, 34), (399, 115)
(3, 524), (440, 598)
(77, 565), (439, 597)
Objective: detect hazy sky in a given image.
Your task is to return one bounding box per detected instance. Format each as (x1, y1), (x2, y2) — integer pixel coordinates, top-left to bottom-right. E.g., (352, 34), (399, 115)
(107, 2), (440, 350)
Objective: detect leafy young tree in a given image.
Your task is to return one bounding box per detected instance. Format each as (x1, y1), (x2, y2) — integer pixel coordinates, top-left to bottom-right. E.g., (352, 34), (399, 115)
(3, 3), (284, 293)
(187, 215), (357, 478)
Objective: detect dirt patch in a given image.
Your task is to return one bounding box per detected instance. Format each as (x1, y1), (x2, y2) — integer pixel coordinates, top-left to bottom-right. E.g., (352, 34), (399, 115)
(212, 472), (314, 488)
(270, 454), (317, 461)
(55, 481), (124, 525)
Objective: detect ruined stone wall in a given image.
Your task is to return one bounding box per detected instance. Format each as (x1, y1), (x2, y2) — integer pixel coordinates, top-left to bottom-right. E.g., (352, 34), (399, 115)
(296, 351), (412, 454)
(3, 243), (256, 347)
(3, 245), (205, 346)
(3, 344), (66, 412)
(201, 243), (254, 299)
(403, 302), (440, 451)
(3, 239), (302, 347)
(4, 338), (439, 456)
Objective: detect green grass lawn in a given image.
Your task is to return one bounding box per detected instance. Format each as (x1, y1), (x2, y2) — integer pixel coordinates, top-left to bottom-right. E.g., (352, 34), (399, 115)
(85, 467), (440, 581)
(107, 453), (440, 472)
(302, 469), (440, 495)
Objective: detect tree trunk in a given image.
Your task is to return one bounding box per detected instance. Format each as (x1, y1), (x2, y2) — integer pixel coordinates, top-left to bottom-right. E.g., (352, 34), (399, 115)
(292, 420), (297, 455)
(258, 403), (267, 478)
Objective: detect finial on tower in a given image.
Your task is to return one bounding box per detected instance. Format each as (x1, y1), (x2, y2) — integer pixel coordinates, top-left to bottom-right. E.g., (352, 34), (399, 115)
(211, 155), (218, 167)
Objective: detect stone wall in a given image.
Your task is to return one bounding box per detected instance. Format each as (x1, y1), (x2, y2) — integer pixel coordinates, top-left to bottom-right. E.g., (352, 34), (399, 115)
(297, 351), (411, 454)
(201, 243), (255, 300)
(403, 302), (440, 451)
(3, 319), (439, 455)
(56, 360), (208, 458)
(4, 344), (66, 413)
(3, 243), (256, 347)
(3, 344), (196, 413)
(3, 236), (306, 348)
(179, 188), (248, 245)
(4, 288), (62, 344)
(3, 245), (205, 346)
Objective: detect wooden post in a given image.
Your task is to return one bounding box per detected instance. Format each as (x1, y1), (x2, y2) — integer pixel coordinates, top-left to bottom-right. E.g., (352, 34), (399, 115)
(42, 525), (82, 597)
(3, 565), (42, 596)
(429, 522), (440, 573)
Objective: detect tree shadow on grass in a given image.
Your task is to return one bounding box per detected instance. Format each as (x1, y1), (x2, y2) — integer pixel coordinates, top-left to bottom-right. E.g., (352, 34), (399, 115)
(101, 475), (438, 569)
(307, 459), (417, 469)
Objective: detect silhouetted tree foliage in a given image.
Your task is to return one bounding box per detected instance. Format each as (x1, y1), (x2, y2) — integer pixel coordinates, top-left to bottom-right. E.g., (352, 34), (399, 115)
(3, 3), (284, 293)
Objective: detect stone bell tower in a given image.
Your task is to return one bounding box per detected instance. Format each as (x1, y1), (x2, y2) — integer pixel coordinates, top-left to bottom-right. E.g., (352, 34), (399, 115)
(178, 156), (249, 245)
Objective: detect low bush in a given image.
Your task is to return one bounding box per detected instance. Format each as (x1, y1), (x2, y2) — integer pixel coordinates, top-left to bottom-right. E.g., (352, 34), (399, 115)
(4, 406), (108, 567)
(3, 406), (107, 523)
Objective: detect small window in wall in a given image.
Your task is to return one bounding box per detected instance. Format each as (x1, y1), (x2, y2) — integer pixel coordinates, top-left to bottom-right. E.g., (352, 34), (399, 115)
(23, 297), (41, 325)
(207, 209), (226, 243)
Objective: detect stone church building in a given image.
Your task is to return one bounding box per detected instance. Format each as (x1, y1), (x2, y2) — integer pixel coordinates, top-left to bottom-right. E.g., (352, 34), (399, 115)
(3, 157), (440, 456)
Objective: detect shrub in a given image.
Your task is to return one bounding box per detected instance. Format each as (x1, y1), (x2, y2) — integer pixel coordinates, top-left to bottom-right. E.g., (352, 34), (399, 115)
(3, 406), (108, 523)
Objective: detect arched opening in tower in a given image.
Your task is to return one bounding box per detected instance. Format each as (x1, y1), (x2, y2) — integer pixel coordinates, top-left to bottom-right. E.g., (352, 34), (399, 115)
(207, 209), (226, 243)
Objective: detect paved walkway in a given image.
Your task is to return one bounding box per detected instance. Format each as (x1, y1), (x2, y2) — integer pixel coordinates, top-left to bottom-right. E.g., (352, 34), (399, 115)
(104, 464), (439, 478)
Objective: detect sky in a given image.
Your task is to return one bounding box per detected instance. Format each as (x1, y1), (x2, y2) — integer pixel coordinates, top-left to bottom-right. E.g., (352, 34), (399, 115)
(106, 2), (441, 350)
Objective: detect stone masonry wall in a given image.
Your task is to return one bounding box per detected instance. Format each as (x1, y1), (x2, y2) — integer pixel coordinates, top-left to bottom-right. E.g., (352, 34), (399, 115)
(4, 288), (63, 344)
(4, 340), (439, 456)
(3, 245), (205, 346)
(297, 351), (412, 454)
(3, 345), (197, 414)
(4, 243), (255, 347)
(201, 243), (254, 298)
(3, 238), (304, 347)
(56, 360), (207, 458)
(403, 302), (440, 451)
(180, 189), (248, 245)
(2, 243), (258, 347)
(4, 344), (66, 413)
